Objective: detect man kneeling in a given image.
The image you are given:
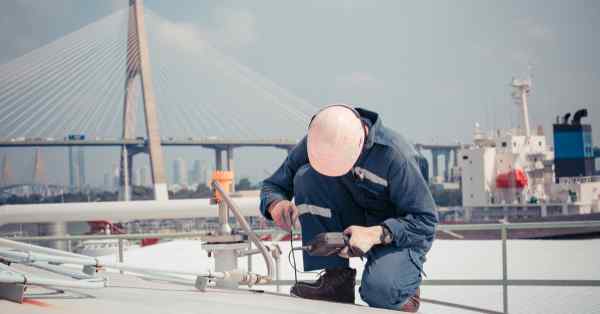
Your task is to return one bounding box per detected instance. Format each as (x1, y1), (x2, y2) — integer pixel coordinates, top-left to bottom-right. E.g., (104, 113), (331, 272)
(260, 105), (438, 312)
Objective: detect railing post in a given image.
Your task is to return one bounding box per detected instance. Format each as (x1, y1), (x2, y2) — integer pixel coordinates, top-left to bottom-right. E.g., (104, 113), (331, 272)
(271, 244), (282, 293)
(501, 223), (508, 314)
(247, 241), (253, 273)
(118, 239), (124, 274)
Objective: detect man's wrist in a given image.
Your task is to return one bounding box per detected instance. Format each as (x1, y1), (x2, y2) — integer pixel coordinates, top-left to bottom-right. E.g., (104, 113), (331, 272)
(379, 223), (393, 245)
(368, 226), (384, 245)
(267, 200), (282, 215)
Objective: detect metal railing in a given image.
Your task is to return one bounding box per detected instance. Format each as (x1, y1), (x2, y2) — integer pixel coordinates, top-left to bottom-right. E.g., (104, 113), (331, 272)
(4, 220), (600, 314)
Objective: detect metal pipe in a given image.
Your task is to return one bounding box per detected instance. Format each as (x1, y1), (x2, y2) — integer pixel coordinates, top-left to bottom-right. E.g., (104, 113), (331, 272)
(0, 197), (261, 224)
(237, 248), (262, 257)
(260, 279), (600, 287)
(0, 237), (87, 259)
(99, 261), (225, 279)
(0, 248), (226, 280)
(0, 249), (96, 266)
(8, 231), (214, 241)
(218, 201), (232, 235)
(28, 262), (94, 280)
(0, 265), (104, 289)
(212, 181), (274, 282)
(0, 273), (105, 289)
(274, 251), (281, 293)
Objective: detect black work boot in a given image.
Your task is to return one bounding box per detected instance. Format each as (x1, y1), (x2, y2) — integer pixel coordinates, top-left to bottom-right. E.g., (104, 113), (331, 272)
(290, 267), (356, 304)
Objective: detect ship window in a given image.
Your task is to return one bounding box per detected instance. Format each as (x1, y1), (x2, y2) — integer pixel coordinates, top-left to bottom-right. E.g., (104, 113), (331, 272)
(462, 156), (468, 160)
(470, 194), (474, 199)
(513, 142), (516, 147)
(538, 141), (542, 146)
(502, 142), (507, 147)
(469, 177), (473, 181)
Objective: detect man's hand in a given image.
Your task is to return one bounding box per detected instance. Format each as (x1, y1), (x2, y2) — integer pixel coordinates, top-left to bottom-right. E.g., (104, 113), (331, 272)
(268, 200), (300, 232)
(339, 225), (383, 258)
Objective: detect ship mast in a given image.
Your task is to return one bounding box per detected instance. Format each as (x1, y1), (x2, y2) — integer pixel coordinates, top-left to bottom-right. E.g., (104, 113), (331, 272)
(511, 75), (532, 137)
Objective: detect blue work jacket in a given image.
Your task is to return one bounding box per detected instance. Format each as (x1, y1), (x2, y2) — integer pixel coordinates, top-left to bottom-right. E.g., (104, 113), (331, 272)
(260, 108), (438, 259)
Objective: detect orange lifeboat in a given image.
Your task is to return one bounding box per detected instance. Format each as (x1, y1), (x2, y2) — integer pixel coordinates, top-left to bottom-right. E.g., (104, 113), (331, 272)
(495, 169), (528, 188)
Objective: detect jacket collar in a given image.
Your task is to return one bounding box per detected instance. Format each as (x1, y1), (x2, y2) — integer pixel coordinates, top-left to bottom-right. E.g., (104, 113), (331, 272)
(356, 107), (381, 150)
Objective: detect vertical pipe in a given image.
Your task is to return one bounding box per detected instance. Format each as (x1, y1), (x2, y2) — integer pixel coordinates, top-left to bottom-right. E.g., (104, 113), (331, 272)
(275, 253), (281, 293)
(218, 202), (231, 235)
(501, 224), (508, 314)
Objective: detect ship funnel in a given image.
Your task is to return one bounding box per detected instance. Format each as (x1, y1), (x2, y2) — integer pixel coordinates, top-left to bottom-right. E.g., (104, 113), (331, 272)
(562, 113), (571, 124)
(572, 109), (588, 125)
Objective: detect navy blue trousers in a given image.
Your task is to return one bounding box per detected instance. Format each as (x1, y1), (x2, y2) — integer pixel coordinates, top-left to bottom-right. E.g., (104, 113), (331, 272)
(293, 164), (422, 309)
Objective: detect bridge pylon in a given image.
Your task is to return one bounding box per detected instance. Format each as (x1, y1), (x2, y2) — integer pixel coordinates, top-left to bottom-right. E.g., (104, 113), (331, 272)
(119, 0), (168, 201)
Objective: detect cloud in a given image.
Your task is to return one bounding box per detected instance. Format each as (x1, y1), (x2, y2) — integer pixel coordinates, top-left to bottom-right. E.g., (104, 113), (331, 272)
(334, 72), (384, 90)
(152, 6), (257, 56)
(155, 19), (211, 56)
(211, 7), (257, 48)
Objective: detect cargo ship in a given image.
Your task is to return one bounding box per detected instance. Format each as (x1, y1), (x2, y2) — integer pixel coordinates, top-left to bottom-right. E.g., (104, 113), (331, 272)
(437, 76), (600, 239)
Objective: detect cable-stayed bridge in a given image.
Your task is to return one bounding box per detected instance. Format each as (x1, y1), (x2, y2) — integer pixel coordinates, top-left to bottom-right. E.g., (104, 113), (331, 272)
(0, 0), (317, 200)
(0, 0), (469, 199)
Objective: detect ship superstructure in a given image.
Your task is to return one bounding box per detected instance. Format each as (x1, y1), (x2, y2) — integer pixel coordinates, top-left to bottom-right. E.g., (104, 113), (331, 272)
(458, 77), (600, 222)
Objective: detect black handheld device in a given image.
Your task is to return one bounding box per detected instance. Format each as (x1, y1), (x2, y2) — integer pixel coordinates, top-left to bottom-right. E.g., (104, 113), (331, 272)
(301, 232), (349, 256)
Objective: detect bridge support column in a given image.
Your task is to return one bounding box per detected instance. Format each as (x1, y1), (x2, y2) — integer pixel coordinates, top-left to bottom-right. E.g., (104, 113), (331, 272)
(119, 0), (168, 201)
(78, 148), (86, 189)
(226, 146), (235, 192)
(41, 222), (67, 251)
(443, 150), (451, 182)
(118, 147), (133, 201)
(215, 149), (223, 171)
(431, 150), (440, 180)
(453, 149), (459, 167)
(68, 147), (76, 191)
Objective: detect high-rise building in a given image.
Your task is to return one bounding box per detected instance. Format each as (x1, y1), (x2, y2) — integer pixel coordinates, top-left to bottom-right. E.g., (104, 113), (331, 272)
(103, 173), (111, 191)
(112, 164), (120, 190)
(132, 168), (140, 186)
(173, 158), (188, 186)
(139, 166), (149, 187)
(189, 160), (203, 186)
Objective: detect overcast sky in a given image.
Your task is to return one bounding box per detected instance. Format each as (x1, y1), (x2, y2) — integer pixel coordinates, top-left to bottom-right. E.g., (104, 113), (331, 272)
(0, 0), (599, 187)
